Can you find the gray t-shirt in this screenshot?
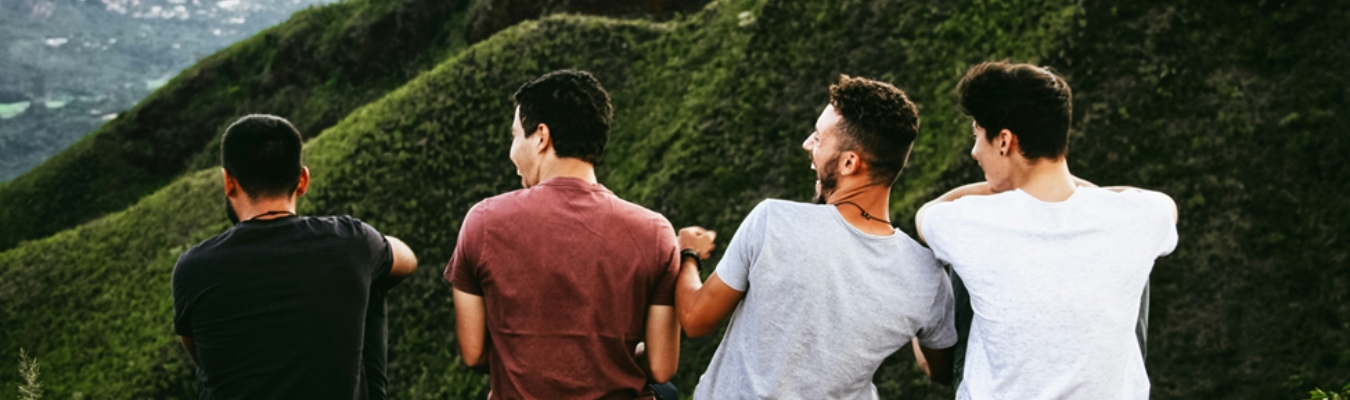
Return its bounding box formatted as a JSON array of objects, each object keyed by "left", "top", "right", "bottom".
[{"left": 694, "top": 200, "right": 957, "bottom": 400}]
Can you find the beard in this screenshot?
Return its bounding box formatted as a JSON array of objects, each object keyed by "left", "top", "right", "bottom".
[
  {"left": 225, "top": 197, "right": 240, "bottom": 225},
  {"left": 812, "top": 153, "right": 841, "bottom": 204}
]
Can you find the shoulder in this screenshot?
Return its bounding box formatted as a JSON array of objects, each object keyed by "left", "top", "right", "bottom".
[
  {"left": 173, "top": 230, "right": 232, "bottom": 281},
  {"left": 598, "top": 193, "right": 675, "bottom": 235},
  {"left": 463, "top": 189, "right": 529, "bottom": 223},
  {"left": 306, "top": 215, "right": 377, "bottom": 237},
  {"left": 749, "top": 198, "right": 822, "bottom": 220},
  {"left": 176, "top": 228, "right": 233, "bottom": 266},
  {"left": 922, "top": 191, "right": 1006, "bottom": 224},
  {"left": 1089, "top": 187, "right": 1177, "bottom": 222}
]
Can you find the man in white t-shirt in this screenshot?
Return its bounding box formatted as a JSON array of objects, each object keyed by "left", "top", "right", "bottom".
[{"left": 916, "top": 61, "right": 1178, "bottom": 400}]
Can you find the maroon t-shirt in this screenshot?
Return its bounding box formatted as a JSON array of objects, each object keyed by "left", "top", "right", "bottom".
[{"left": 446, "top": 177, "right": 680, "bottom": 399}]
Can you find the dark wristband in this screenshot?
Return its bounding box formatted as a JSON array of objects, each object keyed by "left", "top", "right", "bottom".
[{"left": 680, "top": 249, "right": 702, "bottom": 272}]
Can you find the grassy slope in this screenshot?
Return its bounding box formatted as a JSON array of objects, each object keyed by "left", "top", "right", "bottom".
[
  {"left": 0, "top": 0, "right": 472, "bottom": 252},
  {"left": 7, "top": 0, "right": 1347, "bottom": 399},
  {"left": 0, "top": 0, "right": 1078, "bottom": 397}
]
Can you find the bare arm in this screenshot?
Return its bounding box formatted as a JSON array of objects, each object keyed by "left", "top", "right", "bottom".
[
  {"left": 378, "top": 236, "right": 418, "bottom": 286},
  {"left": 674, "top": 227, "right": 746, "bottom": 338},
  {"left": 452, "top": 288, "right": 489, "bottom": 372},
  {"left": 180, "top": 336, "right": 201, "bottom": 367},
  {"left": 642, "top": 305, "right": 680, "bottom": 382}
]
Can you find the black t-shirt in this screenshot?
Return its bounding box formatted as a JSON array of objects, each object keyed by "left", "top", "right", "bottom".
[{"left": 172, "top": 215, "right": 393, "bottom": 400}]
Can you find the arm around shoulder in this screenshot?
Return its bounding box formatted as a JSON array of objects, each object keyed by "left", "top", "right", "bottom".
[{"left": 917, "top": 182, "right": 991, "bottom": 243}]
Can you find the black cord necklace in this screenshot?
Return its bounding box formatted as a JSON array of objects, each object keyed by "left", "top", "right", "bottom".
[
  {"left": 244, "top": 210, "right": 296, "bottom": 223},
  {"left": 831, "top": 201, "right": 892, "bottom": 226}
]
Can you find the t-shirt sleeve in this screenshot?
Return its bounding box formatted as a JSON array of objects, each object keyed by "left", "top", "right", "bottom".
[
  {"left": 713, "top": 200, "right": 772, "bottom": 292},
  {"left": 649, "top": 221, "right": 680, "bottom": 306},
  {"left": 1143, "top": 191, "right": 1179, "bottom": 257},
  {"left": 919, "top": 202, "right": 955, "bottom": 264},
  {"left": 171, "top": 251, "right": 197, "bottom": 336},
  {"left": 446, "top": 203, "right": 486, "bottom": 296},
  {"left": 354, "top": 218, "right": 395, "bottom": 283},
  {"left": 916, "top": 263, "right": 959, "bottom": 349}
]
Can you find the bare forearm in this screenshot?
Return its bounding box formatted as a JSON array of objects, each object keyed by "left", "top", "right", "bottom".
[{"left": 674, "top": 258, "right": 707, "bottom": 334}]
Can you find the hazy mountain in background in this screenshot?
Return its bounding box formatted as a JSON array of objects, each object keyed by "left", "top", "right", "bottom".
[{"left": 0, "top": 0, "right": 336, "bottom": 182}]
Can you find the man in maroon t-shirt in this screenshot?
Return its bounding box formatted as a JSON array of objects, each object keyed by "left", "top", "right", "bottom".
[{"left": 446, "top": 70, "right": 681, "bottom": 399}]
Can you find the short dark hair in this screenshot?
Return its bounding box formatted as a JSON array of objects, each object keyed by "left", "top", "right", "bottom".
[
  {"left": 828, "top": 75, "right": 921, "bottom": 185},
  {"left": 956, "top": 60, "right": 1073, "bottom": 160},
  {"left": 513, "top": 70, "right": 613, "bottom": 165},
  {"left": 220, "top": 114, "right": 304, "bottom": 199}
]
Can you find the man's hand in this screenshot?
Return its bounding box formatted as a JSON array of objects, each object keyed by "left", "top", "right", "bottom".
[{"left": 678, "top": 227, "right": 716, "bottom": 259}]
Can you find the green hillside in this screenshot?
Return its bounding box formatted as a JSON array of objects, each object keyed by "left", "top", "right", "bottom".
[
  {"left": 3, "top": 0, "right": 1347, "bottom": 398},
  {"left": 0, "top": 0, "right": 473, "bottom": 252}
]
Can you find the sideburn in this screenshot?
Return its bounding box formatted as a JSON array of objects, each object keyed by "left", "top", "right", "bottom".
[{"left": 813, "top": 153, "right": 842, "bottom": 204}]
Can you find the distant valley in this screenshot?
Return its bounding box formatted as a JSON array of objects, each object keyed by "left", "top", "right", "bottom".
[{"left": 0, "top": 0, "right": 334, "bottom": 182}]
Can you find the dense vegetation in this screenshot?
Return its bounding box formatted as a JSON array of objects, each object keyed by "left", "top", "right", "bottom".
[{"left": 2, "top": 0, "right": 1346, "bottom": 398}]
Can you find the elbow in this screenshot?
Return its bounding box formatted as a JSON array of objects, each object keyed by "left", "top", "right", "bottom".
[
  {"left": 681, "top": 318, "right": 716, "bottom": 338},
  {"left": 461, "top": 355, "right": 485, "bottom": 370},
  {"left": 649, "top": 362, "right": 677, "bottom": 384},
  {"left": 459, "top": 347, "right": 485, "bottom": 369}
]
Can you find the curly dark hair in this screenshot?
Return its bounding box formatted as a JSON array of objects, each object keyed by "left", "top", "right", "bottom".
[
  {"left": 828, "top": 75, "right": 921, "bottom": 185},
  {"left": 956, "top": 60, "right": 1073, "bottom": 160},
  {"left": 513, "top": 69, "right": 613, "bottom": 165}
]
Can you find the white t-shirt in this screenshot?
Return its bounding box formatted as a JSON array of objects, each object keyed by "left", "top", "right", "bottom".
[{"left": 921, "top": 187, "right": 1177, "bottom": 400}]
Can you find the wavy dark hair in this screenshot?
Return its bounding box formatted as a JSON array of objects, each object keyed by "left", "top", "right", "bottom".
[
  {"left": 513, "top": 69, "right": 613, "bottom": 165},
  {"left": 828, "top": 75, "right": 921, "bottom": 185},
  {"left": 957, "top": 60, "right": 1073, "bottom": 160}
]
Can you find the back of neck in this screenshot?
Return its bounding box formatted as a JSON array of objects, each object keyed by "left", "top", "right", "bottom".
[
  {"left": 538, "top": 157, "right": 598, "bottom": 185},
  {"left": 1013, "top": 158, "right": 1076, "bottom": 203},
  {"left": 828, "top": 184, "right": 894, "bottom": 236}
]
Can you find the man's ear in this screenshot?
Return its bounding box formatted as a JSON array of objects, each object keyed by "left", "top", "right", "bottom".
[
  {"left": 997, "top": 129, "right": 1016, "bottom": 157},
  {"left": 294, "top": 167, "right": 310, "bottom": 197},
  {"left": 222, "top": 168, "right": 239, "bottom": 197},
  {"left": 840, "top": 151, "right": 861, "bottom": 176},
  {"left": 534, "top": 123, "right": 553, "bottom": 155}
]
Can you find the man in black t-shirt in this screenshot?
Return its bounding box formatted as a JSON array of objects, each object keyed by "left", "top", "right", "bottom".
[{"left": 172, "top": 114, "right": 418, "bottom": 399}]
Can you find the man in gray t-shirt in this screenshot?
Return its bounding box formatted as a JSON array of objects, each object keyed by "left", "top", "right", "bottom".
[{"left": 676, "top": 76, "right": 957, "bottom": 399}]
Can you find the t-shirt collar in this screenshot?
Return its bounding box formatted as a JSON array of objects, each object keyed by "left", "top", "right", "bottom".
[{"left": 536, "top": 176, "right": 609, "bottom": 192}]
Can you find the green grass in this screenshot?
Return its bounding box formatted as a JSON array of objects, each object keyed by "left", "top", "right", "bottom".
[{"left": 3, "top": 0, "right": 1348, "bottom": 398}]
